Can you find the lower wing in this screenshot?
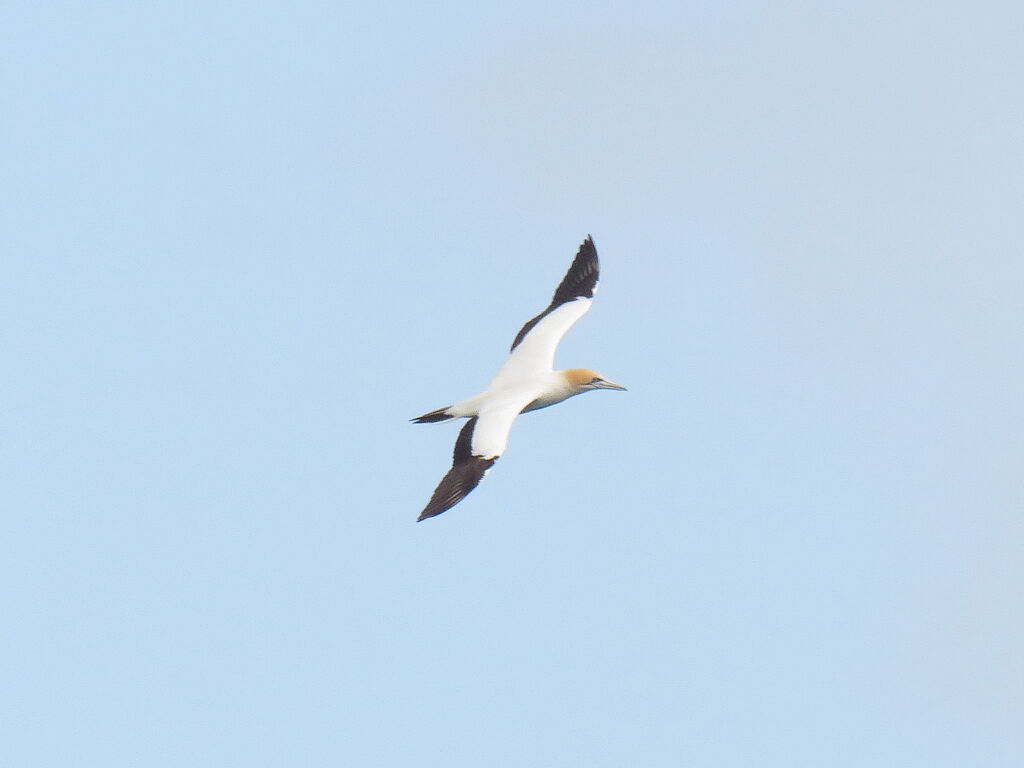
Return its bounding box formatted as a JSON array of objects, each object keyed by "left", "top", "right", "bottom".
[{"left": 417, "top": 400, "right": 525, "bottom": 521}]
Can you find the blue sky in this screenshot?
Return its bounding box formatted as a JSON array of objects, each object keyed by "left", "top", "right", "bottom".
[{"left": 3, "top": 2, "right": 1022, "bottom": 766}]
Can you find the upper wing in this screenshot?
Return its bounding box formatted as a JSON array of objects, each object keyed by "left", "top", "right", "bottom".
[
  {"left": 416, "top": 399, "right": 527, "bottom": 521},
  {"left": 493, "top": 236, "right": 599, "bottom": 382}
]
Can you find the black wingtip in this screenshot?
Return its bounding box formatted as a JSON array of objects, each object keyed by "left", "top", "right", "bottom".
[
  {"left": 554, "top": 235, "right": 599, "bottom": 303},
  {"left": 417, "top": 425, "right": 498, "bottom": 521},
  {"left": 508, "top": 236, "right": 601, "bottom": 352},
  {"left": 416, "top": 456, "right": 497, "bottom": 521},
  {"left": 416, "top": 419, "right": 496, "bottom": 521}
]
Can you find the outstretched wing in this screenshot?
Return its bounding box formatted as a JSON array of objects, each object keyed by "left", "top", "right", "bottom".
[
  {"left": 494, "top": 236, "right": 599, "bottom": 383},
  {"left": 417, "top": 399, "right": 525, "bottom": 521},
  {"left": 417, "top": 418, "right": 495, "bottom": 521}
]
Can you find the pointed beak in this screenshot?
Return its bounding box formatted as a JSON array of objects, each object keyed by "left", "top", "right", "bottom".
[{"left": 595, "top": 378, "right": 627, "bottom": 391}]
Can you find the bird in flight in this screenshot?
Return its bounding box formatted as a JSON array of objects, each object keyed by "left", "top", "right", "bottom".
[{"left": 412, "top": 235, "right": 625, "bottom": 521}]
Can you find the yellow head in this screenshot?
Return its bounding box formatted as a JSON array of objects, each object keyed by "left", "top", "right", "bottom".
[{"left": 563, "top": 368, "right": 627, "bottom": 392}]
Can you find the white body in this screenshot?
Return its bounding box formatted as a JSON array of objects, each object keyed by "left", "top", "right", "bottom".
[{"left": 441, "top": 298, "right": 594, "bottom": 459}]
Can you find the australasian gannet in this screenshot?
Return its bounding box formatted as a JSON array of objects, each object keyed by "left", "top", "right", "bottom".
[{"left": 412, "top": 235, "right": 625, "bottom": 521}]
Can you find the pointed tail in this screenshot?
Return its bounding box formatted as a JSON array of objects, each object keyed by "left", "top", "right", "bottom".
[{"left": 410, "top": 406, "right": 455, "bottom": 424}]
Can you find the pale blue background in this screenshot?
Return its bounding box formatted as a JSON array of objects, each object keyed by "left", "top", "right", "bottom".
[{"left": 3, "top": 2, "right": 1022, "bottom": 766}]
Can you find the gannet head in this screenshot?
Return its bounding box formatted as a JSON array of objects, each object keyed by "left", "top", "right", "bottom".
[{"left": 563, "top": 368, "right": 628, "bottom": 394}]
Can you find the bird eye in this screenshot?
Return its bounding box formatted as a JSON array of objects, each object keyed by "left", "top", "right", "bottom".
[{"left": 590, "top": 377, "right": 602, "bottom": 384}]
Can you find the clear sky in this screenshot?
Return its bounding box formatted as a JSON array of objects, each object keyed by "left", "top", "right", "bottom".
[{"left": 3, "top": 2, "right": 1022, "bottom": 766}]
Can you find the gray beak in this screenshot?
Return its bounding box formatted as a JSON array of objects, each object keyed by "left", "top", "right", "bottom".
[{"left": 595, "top": 378, "right": 627, "bottom": 391}]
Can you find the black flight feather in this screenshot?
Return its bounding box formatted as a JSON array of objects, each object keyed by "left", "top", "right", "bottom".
[
  {"left": 417, "top": 417, "right": 497, "bottom": 521},
  {"left": 510, "top": 235, "right": 599, "bottom": 352}
]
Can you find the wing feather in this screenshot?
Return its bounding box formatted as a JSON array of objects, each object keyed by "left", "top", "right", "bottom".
[
  {"left": 510, "top": 235, "right": 599, "bottom": 352},
  {"left": 418, "top": 418, "right": 496, "bottom": 521},
  {"left": 494, "top": 236, "right": 599, "bottom": 382}
]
